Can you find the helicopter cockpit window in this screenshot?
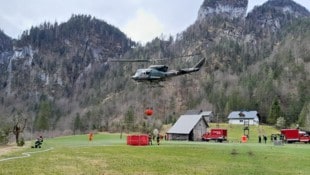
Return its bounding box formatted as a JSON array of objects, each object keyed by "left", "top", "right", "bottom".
[{"left": 133, "top": 69, "right": 143, "bottom": 77}]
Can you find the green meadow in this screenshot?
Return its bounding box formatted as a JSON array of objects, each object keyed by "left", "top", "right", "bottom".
[{"left": 1, "top": 124, "right": 309, "bottom": 175}]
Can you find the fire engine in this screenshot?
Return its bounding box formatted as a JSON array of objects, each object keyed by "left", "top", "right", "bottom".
[
  {"left": 281, "top": 129, "right": 310, "bottom": 143},
  {"left": 202, "top": 128, "right": 227, "bottom": 142}
]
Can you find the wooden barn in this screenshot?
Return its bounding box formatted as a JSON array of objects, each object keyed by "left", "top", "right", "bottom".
[{"left": 166, "top": 111, "right": 211, "bottom": 141}]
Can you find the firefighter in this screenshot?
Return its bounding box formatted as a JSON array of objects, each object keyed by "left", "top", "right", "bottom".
[
  {"left": 31, "top": 137, "right": 43, "bottom": 148},
  {"left": 263, "top": 135, "right": 267, "bottom": 143},
  {"left": 88, "top": 132, "right": 94, "bottom": 141},
  {"left": 156, "top": 134, "right": 160, "bottom": 145},
  {"left": 148, "top": 133, "right": 152, "bottom": 145},
  {"left": 38, "top": 135, "right": 43, "bottom": 143}
]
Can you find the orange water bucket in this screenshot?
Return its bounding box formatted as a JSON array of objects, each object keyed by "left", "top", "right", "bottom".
[{"left": 241, "top": 135, "right": 247, "bottom": 143}]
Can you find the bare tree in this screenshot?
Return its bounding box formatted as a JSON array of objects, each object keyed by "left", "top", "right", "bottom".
[{"left": 12, "top": 112, "right": 27, "bottom": 146}]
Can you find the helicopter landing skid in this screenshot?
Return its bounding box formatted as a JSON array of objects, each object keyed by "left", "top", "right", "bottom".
[
  {"left": 149, "top": 83, "right": 164, "bottom": 88},
  {"left": 138, "top": 81, "right": 164, "bottom": 88}
]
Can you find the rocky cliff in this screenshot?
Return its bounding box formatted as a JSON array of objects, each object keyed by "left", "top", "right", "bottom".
[{"left": 197, "top": 0, "right": 248, "bottom": 21}]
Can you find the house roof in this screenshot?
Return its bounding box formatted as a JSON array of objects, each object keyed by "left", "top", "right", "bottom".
[
  {"left": 184, "top": 110, "right": 213, "bottom": 116},
  {"left": 227, "top": 111, "right": 259, "bottom": 120},
  {"left": 184, "top": 110, "right": 202, "bottom": 115},
  {"left": 200, "top": 111, "right": 213, "bottom": 116},
  {"left": 167, "top": 115, "right": 203, "bottom": 134}
]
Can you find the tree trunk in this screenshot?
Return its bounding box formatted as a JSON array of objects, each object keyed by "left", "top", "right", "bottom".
[{"left": 13, "top": 125, "right": 21, "bottom": 144}]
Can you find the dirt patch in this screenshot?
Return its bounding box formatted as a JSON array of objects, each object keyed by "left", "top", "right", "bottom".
[
  {"left": 0, "top": 142, "right": 30, "bottom": 156},
  {"left": 0, "top": 145, "right": 18, "bottom": 156}
]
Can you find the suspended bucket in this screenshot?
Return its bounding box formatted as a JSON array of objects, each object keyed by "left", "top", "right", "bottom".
[{"left": 144, "top": 108, "right": 153, "bottom": 116}]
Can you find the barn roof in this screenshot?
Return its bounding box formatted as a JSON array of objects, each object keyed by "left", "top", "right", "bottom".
[
  {"left": 227, "top": 111, "right": 259, "bottom": 120},
  {"left": 184, "top": 110, "right": 202, "bottom": 115},
  {"left": 167, "top": 115, "right": 204, "bottom": 134},
  {"left": 200, "top": 111, "right": 213, "bottom": 116},
  {"left": 184, "top": 110, "right": 213, "bottom": 116}
]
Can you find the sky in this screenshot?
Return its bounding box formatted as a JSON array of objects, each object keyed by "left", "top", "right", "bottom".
[{"left": 0, "top": 0, "right": 309, "bottom": 44}]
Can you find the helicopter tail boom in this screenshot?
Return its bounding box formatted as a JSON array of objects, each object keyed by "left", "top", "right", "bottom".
[
  {"left": 177, "top": 58, "right": 205, "bottom": 74},
  {"left": 193, "top": 58, "right": 206, "bottom": 69}
]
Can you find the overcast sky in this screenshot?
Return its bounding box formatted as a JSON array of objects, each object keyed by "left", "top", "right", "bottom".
[{"left": 0, "top": 0, "right": 309, "bottom": 44}]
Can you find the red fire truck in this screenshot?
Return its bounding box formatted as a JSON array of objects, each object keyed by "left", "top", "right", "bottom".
[
  {"left": 281, "top": 129, "right": 310, "bottom": 143},
  {"left": 202, "top": 128, "right": 227, "bottom": 142}
]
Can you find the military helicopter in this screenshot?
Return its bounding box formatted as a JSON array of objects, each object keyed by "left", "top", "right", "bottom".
[
  {"left": 130, "top": 57, "right": 205, "bottom": 83},
  {"left": 109, "top": 53, "right": 205, "bottom": 84}
]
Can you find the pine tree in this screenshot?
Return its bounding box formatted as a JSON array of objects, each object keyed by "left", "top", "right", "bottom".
[
  {"left": 268, "top": 98, "right": 282, "bottom": 124},
  {"left": 298, "top": 102, "right": 310, "bottom": 130},
  {"left": 124, "top": 106, "right": 135, "bottom": 132},
  {"left": 73, "top": 113, "right": 82, "bottom": 134},
  {"left": 35, "top": 100, "right": 51, "bottom": 131}
]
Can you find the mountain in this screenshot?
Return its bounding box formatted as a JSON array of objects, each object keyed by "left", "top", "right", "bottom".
[
  {"left": 0, "top": 15, "right": 135, "bottom": 132},
  {"left": 6, "top": 14, "right": 135, "bottom": 98},
  {"left": 246, "top": 0, "right": 310, "bottom": 37},
  {"left": 0, "top": 0, "right": 309, "bottom": 137},
  {"left": 198, "top": 0, "right": 248, "bottom": 21}
]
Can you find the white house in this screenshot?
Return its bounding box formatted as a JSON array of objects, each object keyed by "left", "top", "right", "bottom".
[{"left": 228, "top": 111, "right": 259, "bottom": 125}]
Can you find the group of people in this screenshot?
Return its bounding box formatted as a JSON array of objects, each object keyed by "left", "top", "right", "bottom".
[
  {"left": 270, "top": 134, "right": 284, "bottom": 141},
  {"left": 32, "top": 136, "right": 44, "bottom": 148},
  {"left": 148, "top": 133, "right": 161, "bottom": 145},
  {"left": 258, "top": 135, "right": 268, "bottom": 143}
]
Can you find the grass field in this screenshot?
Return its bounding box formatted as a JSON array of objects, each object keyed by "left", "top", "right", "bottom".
[{"left": 0, "top": 124, "right": 309, "bottom": 175}]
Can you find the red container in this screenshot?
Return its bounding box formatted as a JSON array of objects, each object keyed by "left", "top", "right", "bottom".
[
  {"left": 241, "top": 135, "right": 248, "bottom": 143},
  {"left": 127, "top": 134, "right": 149, "bottom": 146},
  {"left": 144, "top": 109, "right": 153, "bottom": 116}
]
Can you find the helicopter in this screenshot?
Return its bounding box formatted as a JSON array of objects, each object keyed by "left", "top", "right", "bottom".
[{"left": 130, "top": 57, "right": 206, "bottom": 83}]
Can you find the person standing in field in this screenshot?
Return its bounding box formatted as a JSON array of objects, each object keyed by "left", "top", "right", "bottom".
[
  {"left": 263, "top": 135, "right": 267, "bottom": 143},
  {"left": 156, "top": 134, "right": 160, "bottom": 145},
  {"left": 148, "top": 133, "right": 152, "bottom": 145},
  {"left": 89, "top": 132, "right": 94, "bottom": 141}
]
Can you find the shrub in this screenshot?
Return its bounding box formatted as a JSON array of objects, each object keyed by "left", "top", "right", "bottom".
[
  {"left": 17, "top": 137, "right": 25, "bottom": 147},
  {"left": 0, "top": 128, "right": 10, "bottom": 145}
]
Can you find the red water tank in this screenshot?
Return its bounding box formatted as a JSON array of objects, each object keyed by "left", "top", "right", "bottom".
[{"left": 127, "top": 134, "right": 149, "bottom": 146}]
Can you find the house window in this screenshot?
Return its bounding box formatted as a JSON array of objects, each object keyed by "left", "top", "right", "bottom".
[{"left": 240, "top": 120, "right": 243, "bottom": 123}]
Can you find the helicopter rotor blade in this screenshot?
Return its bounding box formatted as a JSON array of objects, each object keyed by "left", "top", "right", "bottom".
[
  {"left": 108, "top": 53, "right": 201, "bottom": 63},
  {"left": 108, "top": 58, "right": 165, "bottom": 63},
  {"left": 108, "top": 59, "right": 150, "bottom": 62}
]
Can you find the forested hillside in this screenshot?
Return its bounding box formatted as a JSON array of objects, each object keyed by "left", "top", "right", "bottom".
[
  {"left": 0, "top": 31, "right": 12, "bottom": 52},
  {"left": 0, "top": 0, "right": 309, "bottom": 144}
]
